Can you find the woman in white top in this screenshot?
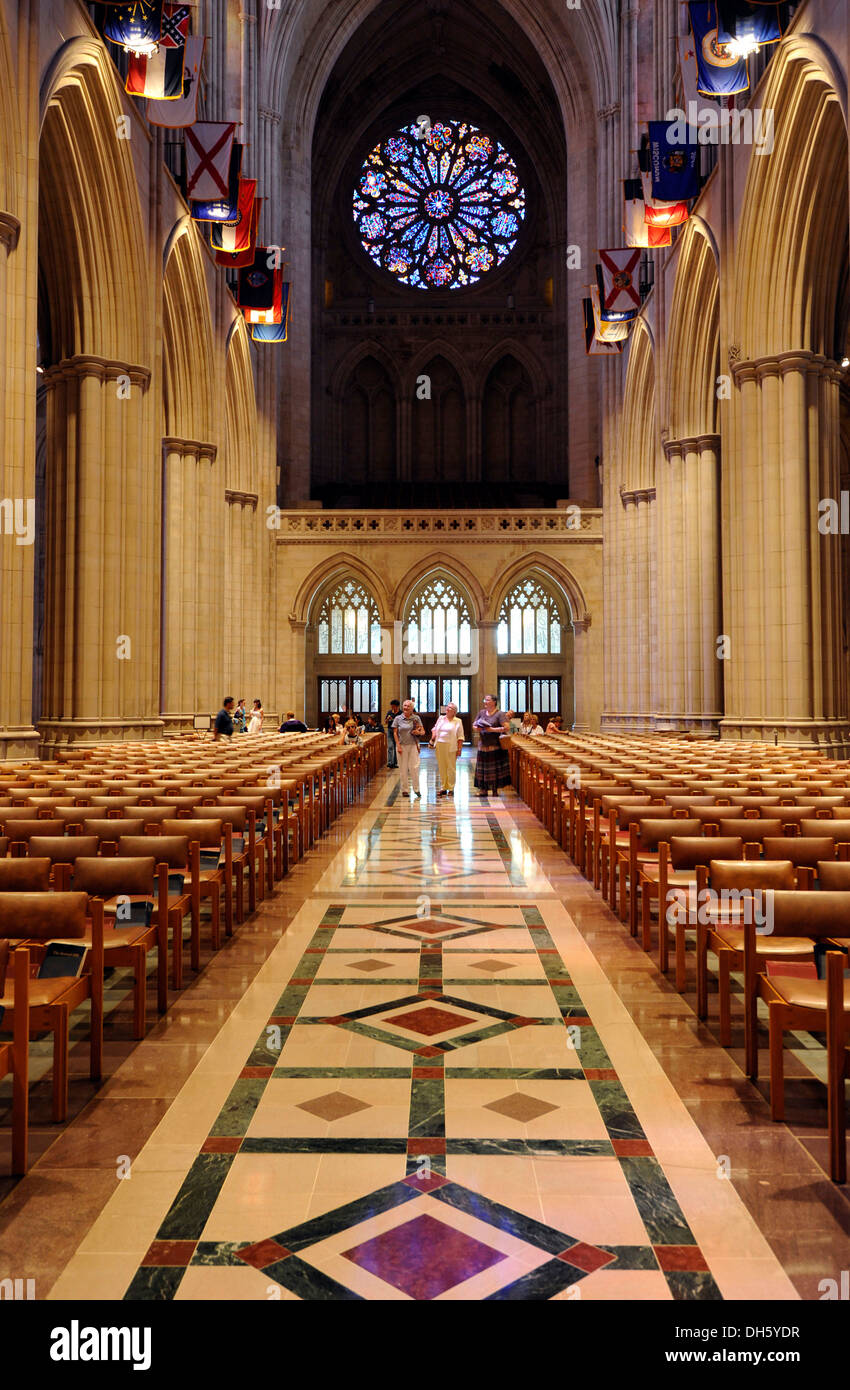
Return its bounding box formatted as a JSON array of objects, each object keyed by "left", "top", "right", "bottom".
[
  {"left": 247, "top": 699, "right": 264, "bottom": 735},
  {"left": 429, "top": 702, "right": 465, "bottom": 796}
]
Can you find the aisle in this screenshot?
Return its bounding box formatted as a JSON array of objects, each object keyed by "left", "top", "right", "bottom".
[{"left": 49, "top": 752, "right": 796, "bottom": 1301}]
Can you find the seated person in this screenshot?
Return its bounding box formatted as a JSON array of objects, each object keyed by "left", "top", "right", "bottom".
[
  {"left": 342, "top": 718, "right": 362, "bottom": 746},
  {"left": 519, "top": 710, "right": 536, "bottom": 735},
  {"left": 362, "top": 713, "right": 382, "bottom": 735},
  {"left": 505, "top": 709, "right": 522, "bottom": 733},
  {"left": 279, "top": 710, "right": 308, "bottom": 733},
  {"left": 544, "top": 715, "right": 563, "bottom": 734}
]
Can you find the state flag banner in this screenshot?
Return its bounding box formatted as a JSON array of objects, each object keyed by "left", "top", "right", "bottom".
[
  {"left": 211, "top": 179, "right": 257, "bottom": 251},
  {"left": 251, "top": 286, "right": 291, "bottom": 343},
  {"left": 126, "top": 43, "right": 184, "bottom": 99},
  {"left": 677, "top": 35, "right": 701, "bottom": 112},
  {"left": 185, "top": 121, "right": 236, "bottom": 201},
  {"left": 190, "top": 142, "right": 243, "bottom": 222},
  {"left": 147, "top": 35, "right": 204, "bottom": 128},
  {"left": 640, "top": 170, "right": 689, "bottom": 228},
  {"left": 238, "top": 250, "right": 280, "bottom": 313},
  {"left": 687, "top": 2, "right": 749, "bottom": 96},
  {"left": 716, "top": 0, "right": 783, "bottom": 47},
  {"left": 101, "top": 2, "right": 162, "bottom": 50},
  {"left": 215, "top": 197, "right": 261, "bottom": 268},
  {"left": 245, "top": 270, "right": 284, "bottom": 324},
  {"left": 623, "top": 179, "right": 672, "bottom": 248},
  {"left": 594, "top": 265, "right": 638, "bottom": 322},
  {"left": 160, "top": 2, "right": 191, "bottom": 47},
  {"left": 583, "top": 298, "right": 623, "bottom": 356},
  {"left": 648, "top": 121, "right": 700, "bottom": 203},
  {"left": 597, "top": 249, "right": 641, "bottom": 314},
  {"left": 590, "top": 285, "right": 630, "bottom": 342}
]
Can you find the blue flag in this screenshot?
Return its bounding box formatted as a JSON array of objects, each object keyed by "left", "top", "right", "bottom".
[
  {"left": 687, "top": 2, "right": 749, "bottom": 95},
  {"left": 251, "top": 287, "right": 291, "bottom": 342},
  {"left": 101, "top": 2, "right": 163, "bottom": 50},
  {"left": 717, "top": 2, "right": 783, "bottom": 48},
  {"left": 648, "top": 122, "right": 700, "bottom": 202}
]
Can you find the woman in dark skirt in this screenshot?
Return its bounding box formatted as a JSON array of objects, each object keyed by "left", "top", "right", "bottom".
[{"left": 472, "top": 694, "right": 511, "bottom": 797}]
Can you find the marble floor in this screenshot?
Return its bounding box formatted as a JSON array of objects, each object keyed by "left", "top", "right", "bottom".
[{"left": 1, "top": 752, "right": 848, "bottom": 1301}]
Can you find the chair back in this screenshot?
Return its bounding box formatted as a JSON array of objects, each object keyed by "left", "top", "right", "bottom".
[
  {"left": 634, "top": 818, "right": 701, "bottom": 852},
  {"left": 73, "top": 856, "right": 155, "bottom": 897},
  {"left": 669, "top": 836, "right": 743, "bottom": 870},
  {"left": 713, "top": 818, "right": 783, "bottom": 844},
  {"left": 161, "top": 818, "right": 223, "bottom": 847},
  {"left": 769, "top": 890, "right": 850, "bottom": 937},
  {"left": 0, "top": 891, "right": 88, "bottom": 940},
  {"left": 815, "top": 861, "right": 850, "bottom": 891},
  {"left": 707, "top": 859, "right": 796, "bottom": 891},
  {"left": 0, "top": 858, "right": 51, "bottom": 891},
  {"left": 763, "top": 836, "right": 835, "bottom": 867},
  {"left": 3, "top": 819, "right": 65, "bottom": 842},
  {"left": 117, "top": 834, "right": 190, "bottom": 867},
  {"left": 82, "top": 818, "right": 146, "bottom": 840}
]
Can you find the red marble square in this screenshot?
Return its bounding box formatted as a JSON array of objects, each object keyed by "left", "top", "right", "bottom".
[
  {"left": 289, "top": 978, "right": 312, "bottom": 985},
  {"left": 412, "top": 1066, "right": 443, "bottom": 1079},
  {"left": 269, "top": 1015, "right": 295, "bottom": 1025},
  {"left": 550, "top": 977, "right": 573, "bottom": 986},
  {"left": 240, "top": 1066, "right": 273, "bottom": 1079},
  {"left": 236, "top": 1239, "right": 292, "bottom": 1269},
  {"left": 384, "top": 1005, "right": 472, "bottom": 1036},
  {"left": 407, "top": 1138, "right": 446, "bottom": 1155},
  {"left": 584, "top": 1069, "right": 618, "bottom": 1081},
  {"left": 557, "top": 1241, "right": 616, "bottom": 1273},
  {"left": 565, "top": 1015, "right": 592, "bottom": 1026},
  {"left": 612, "top": 1139, "right": 654, "bottom": 1157},
  {"left": 142, "top": 1240, "right": 197, "bottom": 1266},
  {"left": 654, "top": 1245, "right": 710, "bottom": 1272},
  {"left": 342, "top": 1212, "right": 506, "bottom": 1299},
  {"left": 414, "top": 1045, "right": 445, "bottom": 1058},
  {"left": 201, "top": 1136, "right": 242, "bottom": 1153},
  {"left": 403, "top": 1172, "right": 450, "bottom": 1193}
]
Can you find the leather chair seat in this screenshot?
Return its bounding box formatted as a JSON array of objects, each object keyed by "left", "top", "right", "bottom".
[{"left": 766, "top": 976, "right": 850, "bottom": 1010}]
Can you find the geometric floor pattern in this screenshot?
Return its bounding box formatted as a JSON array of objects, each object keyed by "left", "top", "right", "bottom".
[{"left": 45, "top": 759, "right": 799, "bottom": 1301}]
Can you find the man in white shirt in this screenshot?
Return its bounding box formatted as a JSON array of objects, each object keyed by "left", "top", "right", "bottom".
[{"left": 429, "top": 703, "right": 465, "bottom": 796}]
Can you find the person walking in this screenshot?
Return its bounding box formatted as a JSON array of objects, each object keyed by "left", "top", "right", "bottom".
[
  {"left": 429, "top": 702, "right": 465, "bottom": 796},
  {"left": 392, "top": 698, "right": 426, "bottom": 798},
  {"left": 472, "top": 693, "right": 511, "bottom": 797},
  {"left": 247, "top": 699, "right": 264, "bottom": 735},
  {"left": 384, "top": 699, "right": 400, "bottom": 768},
  {"left": 214, "top": 697, "right": 235, "bottom": 741}
]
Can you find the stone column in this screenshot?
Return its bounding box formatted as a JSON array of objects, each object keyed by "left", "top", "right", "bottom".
[
  {"left": 379, "top": 618, "right": 401, "bottom": 712},
  {"left": 160, "top": 437, "right": 218, "bottom": 732},
  {"left": 39, "top": 356, "right": 162, "bottom": 752},
  {"left": 571, "top": 616, "right": 592, "bottom": 732},
  {"left": 476, "top": 621, "right": 500, "bottom": 725},
  {"left": 287, "top": 617, "right": 308, "bottom": 720},
  {"left": 0, "top": 211, "right": 38, "bottom": 759},
  {"left": 720, "top": 352, "right": 850, "bottom": 752}
]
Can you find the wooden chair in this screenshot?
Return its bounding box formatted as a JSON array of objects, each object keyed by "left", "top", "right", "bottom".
[
  {"left": 0, "top": 892, "right": 104, "bottom": 1122},
  {"left": 694, "top": 860, "right": 808, "bottom": 1047},
  {"left": 748, "top": 891, "right": 850, "bottom": 1089},
  {"left": 712, "top": 818, "right": 784, "bottom": 857},
  {"left": 2, "top": 819, "right": 65, "bottom": 855},
  {"left": 71, "top": 857, "right": 168, "bottom": 1038},
  {"left": 654, "top": 835, "right": 744, "bottom": 987},
  {"left": 81, "top": 818, "right": 146, "bottom": 853},
  {"left": 0, "top": 858, "right": 51, "bottom": 892},
  {"left": 0, "top": 943, "right": 30, "bottom": 1173},
  {"left": 621, "top": 817, "right": 702, "bottom": 937},
  {"left": 189, "top": 805, "right": 251, "bottom": 931},
  {"left": 161, "top": 818, "right": 226, "bottom": 969},
  {"left": 763, "top": 835, "right": 837, "bottom": 887},
  {"left": 29, "top": 836, "right": 100, "bottom": 887},
  {"left": 117, "top": 834, "right": 195, "bottom": 988},
  {"left": 827, "top": 950, "right": 849, "bottom": 1183}
]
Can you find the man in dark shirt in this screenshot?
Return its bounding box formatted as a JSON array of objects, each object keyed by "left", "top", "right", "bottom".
[
  {"left": 363, "top": 713, "right": 381, "bottom": 735},
  {"left": 214, "top": 697, "right": 235, "bottom": 740},
  {"left": 384, "top": 699, "right": 400, "bottom": 767},
  {"left": 279, "top": 710, "right": 308, "bottom": 733}
]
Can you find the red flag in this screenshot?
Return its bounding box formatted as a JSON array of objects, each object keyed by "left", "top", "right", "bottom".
[
  {"left": 244, "top": 270, "right": 284, "bottom": 324},
  {"left": 211, "top": 179, "right": 257, "bottom": 253},
  {"left": 215, "top": 198, "right": 261, "bottom": 268}
]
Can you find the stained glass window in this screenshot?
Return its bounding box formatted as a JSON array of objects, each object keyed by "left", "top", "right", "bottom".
[
  {"left": 353, "top": 119, "right": 526, "bottom": 291},
  {"left": 498, "top": 577, "right": 562, "bottom": 655},
  {"left": 317, "top": 578, "right": 381, "bottom": 656},
  {"left": 406, "top": 576, "right": 472, "bottom": 658}
]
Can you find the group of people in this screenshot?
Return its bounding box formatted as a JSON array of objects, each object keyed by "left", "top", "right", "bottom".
[
  {"left": 213, "top": 697, "right": 266, "bottom": 739},
  {"left": 381, "top": 693, "right": 515, "bottom": 799},
  {"left": 505, "top": 710, "right": 563, "bottom": 737}
]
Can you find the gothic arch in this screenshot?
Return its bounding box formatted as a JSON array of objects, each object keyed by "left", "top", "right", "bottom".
[
  {"left": 477, "top": 338, "right": 547, "bottom": 400},
  {"left": 664, "top": 222, "right": 720, "bottom": 440},
  {"left": 294, "top": 553, "right": 391, "bottom": 625},
  {"left": 733, "top": 43, "right": 848, "bottom": 359},
  {"left": 620, "top": 320, "right": 658, "bottom": 492},
  {"left": 405, "top": 339, "right": 476, "bottom": 402},
  {"left": 224, "top": 318, "right": 259, "bottom": 494},
  {"left": 162, "top": 224, "right": 216, "bottom": 443},
  {"left": 329, "top": 338, "right": 405, "bottom": 399},
  {"left": 487, "top": 552, "right": 588, "bottom": 625},
  {"left": 394, "top": 554, "right": 484, "bottom": 625}
]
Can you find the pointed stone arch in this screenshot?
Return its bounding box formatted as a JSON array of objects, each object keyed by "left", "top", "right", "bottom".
[
  {"left": 294, "top": 552, "right": 391, "bottom": 625},
  {"left": 162, "top": 221, "right": 216, "bottom": 443},
  {"left": 486, "top": 551, "right": 588, "bottom": 624},
  {"left": 664, "top": 221, "right": 720, "bottom": 440},
  {"left": 224, "top": 317, "right": 259, "bottom": 495},
  {"left": 393, "top": 553, "right": 485, "bottom": 624}
]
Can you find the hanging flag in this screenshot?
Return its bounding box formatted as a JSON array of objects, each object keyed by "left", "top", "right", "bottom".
[
  {"left": 640, "top": 170, "right": 689, "bottom": 228},
  {"left": 244, "top": 270, "right": 284, "bottom": 325},
  {"left": 716, "top": 1, "right": 783, "bottom": 48},
  {"left": 687, "top": 2, "right": 749, "bottom": 95},
  {"left": 648, "top": 121, "right": 700, "bottom": 202},
  {"left": 582, "top": 298, "right": 623, "bottom": 356},
  {"left": 215, "top": 196, "right": 261, "bottom": 268},
  {"left": 125, "top": 43, "right": 184, "bottom": 99},
  {"left": 677, "top": 34, "right": 701, "bottom": 112},
  {"left": 623, "top": 179, "right": 672, "bottom": 248},
  {"left": 211, "top": 179, "right": 257, "bottom": 251},
  {"left": 147, "top": 35, "right": 204, "bottom": 127},
  {"left": 159, "top": 2, "right": 191, "bottom": 47},
  {"left": 594, "top": 266, "right": 638, "bottom": 322},
  {"left": 101, "top": 2, "right": 162, "bottom": 52},
  {"left": 590, "top": 286, "right": 630, "bottom": 342},
  {"left": 597, "top": 249, "right": 641, "bottom": 314},
  {"left": 238, "top": 249, "right": 280, "bottom": 313},
  {"left": 251, "top": 286, "right": 291, "bottom": 342},
  {"left": 185, "top": 122, "right": 236, "bottom": 201},
  {"left": 190, "top": 142, "right": 243, "bottom": 221}
]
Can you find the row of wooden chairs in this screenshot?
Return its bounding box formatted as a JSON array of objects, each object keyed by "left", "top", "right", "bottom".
[
  {"left": 509, "top": 734, "right": 850, "bottom": 1183},
  {"left": 0, "top": 731, "right": 383, "bottom": 1172}
]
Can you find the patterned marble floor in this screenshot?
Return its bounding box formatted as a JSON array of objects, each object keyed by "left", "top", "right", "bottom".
[{"left": 46, "top": 755, "right": 799, "bottom": 1302}]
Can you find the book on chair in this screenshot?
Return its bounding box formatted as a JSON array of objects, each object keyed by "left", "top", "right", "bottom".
[{"left": 37, "top": 943, "right": 87, "bottom": 979}]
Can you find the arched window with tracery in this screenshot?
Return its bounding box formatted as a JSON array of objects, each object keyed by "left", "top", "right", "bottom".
[
  {"left": 316, "top": 577, "right": 382, "bottom": 657},
  {"left": 498, "top": 575, "right": 561, "bottom": 655},
  {"left": 405, "top": 574, "right": 472, "bottom": 658}
]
